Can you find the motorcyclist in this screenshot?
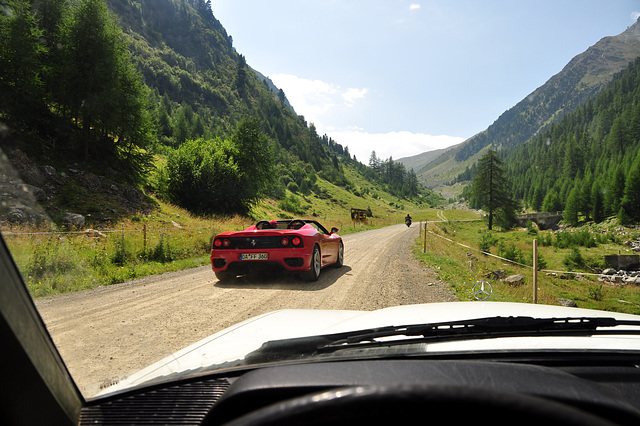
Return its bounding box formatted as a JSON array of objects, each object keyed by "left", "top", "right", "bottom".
[{"left": 405, "top": 213, "right": 412, "bottom": 226}]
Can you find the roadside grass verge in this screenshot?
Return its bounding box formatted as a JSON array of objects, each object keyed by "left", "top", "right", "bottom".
[
  {"left": 3, "top": 184, "right": 445, "bottom": 298},
  {"left": 414, "top": 217, "right": 640, "bottom": 315},
  {"left": 3, "top": 202, "right": 244, "bottom": 298}
]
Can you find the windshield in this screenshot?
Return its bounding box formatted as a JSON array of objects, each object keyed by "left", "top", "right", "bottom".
[{"left": 2, "top": 0, "right": 640, "bottom": 399}]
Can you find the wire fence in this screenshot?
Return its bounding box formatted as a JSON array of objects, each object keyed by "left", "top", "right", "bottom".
[{"left": 423, "top": 225, "right": 609, "bottom": 278}]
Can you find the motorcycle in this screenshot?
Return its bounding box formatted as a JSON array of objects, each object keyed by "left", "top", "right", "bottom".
[{"left": 405, "top": 218, "right": 411, "bottom": 227}]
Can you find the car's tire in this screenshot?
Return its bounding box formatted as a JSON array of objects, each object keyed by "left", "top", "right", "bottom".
[
  {"left": 215, "top": 271, "right": 235, "bottom": 282},
  {"left": 304, "top": 245, "right": 321, "bottom": 281},
  {"left": 334, "top": 242, "right": 344, "bottom": 268}
]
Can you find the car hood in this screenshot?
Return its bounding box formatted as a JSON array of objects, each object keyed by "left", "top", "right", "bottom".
[{"left": 97, "top": 301, "right": 640, "bottom": 397}]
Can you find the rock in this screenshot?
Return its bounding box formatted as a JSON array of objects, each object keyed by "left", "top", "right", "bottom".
[
  {"left": 79, "top": 172, "right": 101, "bottom": 191},
  {"left": 601, "top": 268, "right": 617, "bottom": 275},
  {"left": 558, "top": 298, "right": 577, "bottom": 307},
  {"left": 624, "top": 276, "right": 640, "bottom": 286},
  {"left": 63, "top": 212, "right": 85, "bottom": 229},
  {"left": 505, "top": 274, "right": 524, "bottom": 286},
  {"left": 40, "top": 165, "right": 60, "bottom": 182},
  {"left": 486, "top": 270, "right": 506, "bottom": 280}
]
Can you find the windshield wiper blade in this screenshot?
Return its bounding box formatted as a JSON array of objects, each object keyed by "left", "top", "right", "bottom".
[
  {"left": 322, "top": 316, "right": 640, "bottom": 351},
  {"left": 245, "top": 316, "right": 640, "bottom": 362}
]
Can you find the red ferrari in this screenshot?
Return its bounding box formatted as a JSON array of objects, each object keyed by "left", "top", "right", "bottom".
[{"left": 211, "top": 219, "right": 344, "bottom": 281}]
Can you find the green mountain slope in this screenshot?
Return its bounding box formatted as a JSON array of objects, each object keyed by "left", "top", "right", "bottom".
[
  {"left": 502, "top": 56, "right": 640, "bottom": 224},
  {"left": 404, "top": 18, "right": 640, "bottom": 188},
  {"left": 1, "top": 0, "right": 434, "bottom": 225}
]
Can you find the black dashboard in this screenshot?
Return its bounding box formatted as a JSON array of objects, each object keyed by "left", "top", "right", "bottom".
[{"left": 78, "top": 357, "right": 640, "bottom": 425}]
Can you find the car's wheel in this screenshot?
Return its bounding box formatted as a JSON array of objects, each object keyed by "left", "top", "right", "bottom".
[
  {"left": 304, "top": 245, "right": 321, "bottom": 281},
  {"left": 334, "top": 242, "right": 344, "bottom": 268},
  {"left": 215, "top": 271, "right": 235, "bottom": 282}
]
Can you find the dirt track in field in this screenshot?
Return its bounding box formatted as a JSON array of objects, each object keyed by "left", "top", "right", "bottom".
[{"left": 35, "top": 223, "right": 456, "bottom": 396}]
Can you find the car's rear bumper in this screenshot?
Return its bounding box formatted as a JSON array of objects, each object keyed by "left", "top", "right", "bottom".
[{"left": 211, "top": 249, "right": 313, "bottom": 273}]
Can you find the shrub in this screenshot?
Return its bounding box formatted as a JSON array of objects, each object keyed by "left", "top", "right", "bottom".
[
  {"left": 563, "top": 248, "right": 585, "bottom": 270},
  {"left": 479, "top": 231, "right": 498, "bottom": 253},
  {"left": 160, "top": 120, "right": 275, "bottom": 214},
  {"left": 148, "top": 234, "right": 175, "bottom": 263},
  {"left": 497, "top": 241, "right": 525, "bottom": 264},
  {"left": 278, "top": 195, "right": 305, "bottom": 215}
]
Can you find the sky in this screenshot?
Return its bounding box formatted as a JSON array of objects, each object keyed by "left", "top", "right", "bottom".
[{"left": 212, "top": 1, "right": 640, "bottom": 164}]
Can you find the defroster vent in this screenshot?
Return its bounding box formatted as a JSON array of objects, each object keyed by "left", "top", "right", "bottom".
[{"left": 80, "top": 378, "right": 230, "bottom": 425}]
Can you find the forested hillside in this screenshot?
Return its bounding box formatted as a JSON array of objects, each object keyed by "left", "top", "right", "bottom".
[
  {"left": 0, "top": 0, "right": 430, "bottom": 221},
  {"left": 408, "top": 18, "right": 640, "bottom": 187},
  {"left": 503, "top": 56, "right": 640, "bottom": 224}
]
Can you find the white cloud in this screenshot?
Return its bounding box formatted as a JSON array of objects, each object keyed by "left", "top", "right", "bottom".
[
  {"left": 632, "top": 11, "right": 640, "bottom": 22},
  {"left": 268, "top": 73, "right": 463, "bottom": 163},
  {"left": 409, "top": 4, "right": 421, "bottom": 11},
  {"left": 327, "top": 128, "right": 464, "bottom": 164},
  {"left": 342, "top": 88, "right": 369, "bottom": 107},
  {"left": 269, "top": 73, "right": 368, "bottom": 127}
]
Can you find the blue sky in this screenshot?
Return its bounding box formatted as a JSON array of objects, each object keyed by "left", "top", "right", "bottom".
[{"left": 212, "top": 1, "right": 640, "bottom": 163}]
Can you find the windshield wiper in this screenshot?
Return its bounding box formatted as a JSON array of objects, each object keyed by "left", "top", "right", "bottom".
[{"left": 245, "top": 316, "right": 640, "bottom": 363}]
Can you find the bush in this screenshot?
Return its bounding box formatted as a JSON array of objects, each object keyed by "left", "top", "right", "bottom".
[
  {"left": 148, "top": 234, "right": 175, "bottom": 263},
  {"left": 497, "top": 241, "right": 525, "bottom": 264},
  {"left": 478, "top": 231, "right": 498, "bottom": 253},
  {"left": 27, "top": 238, "right": 78, "bottom": 279},
  {"left": 160, "top": 119, "right": 275, "bottom": 215},
  {"left": 278, "top": 194, "right": 305, "bottom": 215},
  {"left": 563, "top": 248, "right": 585, "bottom": 270}
]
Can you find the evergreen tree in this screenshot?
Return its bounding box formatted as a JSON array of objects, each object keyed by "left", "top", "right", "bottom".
[
  {"left": 564, "top": 184, "right": 580, "bottom": 226},
  {"left": 620, "top": 153, "right": 640, "bottom": 222},
  {"left": 0, "top": 0, "right": 45, "bottom": 124},
  {"left": 62, "top": 0, "right": 153, "bottom": 164},
  {"left": 471, "top": 150, "right": 518, "bottom": 230},
  {"left": 591, "top": 181, "right": 605, "bottom": 223}
]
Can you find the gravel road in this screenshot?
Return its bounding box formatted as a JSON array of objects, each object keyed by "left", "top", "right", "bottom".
[{"left": 35, "top": 223, "right": 456, "bottom": 396}]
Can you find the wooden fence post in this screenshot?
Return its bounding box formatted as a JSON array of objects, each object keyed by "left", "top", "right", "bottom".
[
  {"left": 533, "top": 239, "right": 538, "bottom": 304},
  {"left": 423, "top": 221, "right": 427, "bottom": 253}
]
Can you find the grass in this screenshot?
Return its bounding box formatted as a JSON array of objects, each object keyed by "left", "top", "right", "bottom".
[
  {"left": 6, "top": 163, "right": 640, "bottom": 317},
  {"left": 4, "top": 203, "right": 230, "bottom": 298},
  {"left": 2, "top": 168, "right": 440, "bottom": 298},
  {"left": 413, "top": 216, "right": 640, "bottom": 315}
]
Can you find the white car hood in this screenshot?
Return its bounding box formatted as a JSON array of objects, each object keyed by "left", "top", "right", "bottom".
[{"left": 97, "top": 301, "right": 640, "bottom": 396}]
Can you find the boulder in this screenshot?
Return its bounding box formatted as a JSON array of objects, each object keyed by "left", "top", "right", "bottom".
[
  {"left": 505, "top": 274, "right": 524, "bottom": 286},
  {"left": 63, "top": 212, "right": 85, "bottom": 229}
]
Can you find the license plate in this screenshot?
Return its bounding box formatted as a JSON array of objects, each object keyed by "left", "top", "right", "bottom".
[{"left": 240, "top": 253, "right": 268, "bottom": 260}]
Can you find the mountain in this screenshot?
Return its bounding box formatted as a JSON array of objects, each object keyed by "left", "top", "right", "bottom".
[
  {"left": 395, "top": 145, "right": 456, "bottom": 174},
  {"left": 252, "top": 68, "right": 296, "bottom": 114},
  {"left": 502, "top": 55, "right": 640, "bottom": 224},
  {"left": 1, "top": 0, "right": 433, "bottom": 224},
  {"left": 402, "top": 18, "right": 640, "bottom": 188}
]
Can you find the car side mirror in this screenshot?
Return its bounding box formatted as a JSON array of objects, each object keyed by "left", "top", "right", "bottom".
[{"left": 331, "top": 227, "right": 339, "bottom": 234}]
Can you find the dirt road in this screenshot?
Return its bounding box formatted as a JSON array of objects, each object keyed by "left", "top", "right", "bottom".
[{"left": 35, "top": 223, "right": 456, "bottom": 396}]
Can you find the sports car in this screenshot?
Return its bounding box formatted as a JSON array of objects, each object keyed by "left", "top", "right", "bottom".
[{"left": 211, "top": 219, "right": 344, "bottom": 281}]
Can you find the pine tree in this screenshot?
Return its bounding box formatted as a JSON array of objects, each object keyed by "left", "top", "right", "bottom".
[
  {"left": 564, "top": 184, "right": 580, "bottom": 226},
  {"left": 471, "top": 150, "right": 518, "bottom": 230},
  {"left": 0, "top": 0, "right": 45, "bottom": 124},
  {"left": 620, "top": 153, "right": 640, "bottom": 222}
]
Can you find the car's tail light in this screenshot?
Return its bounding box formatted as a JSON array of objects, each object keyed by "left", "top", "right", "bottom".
[
  {"left": 280, "top": 237, "right": 289, "bottom": 246},
  {"left": 214, "top": 239, "right": 222, "bottom": 247},
  {"left": 292, "top": 237, "right": 302, "bottom": 246},
  {"left": 222, "top": 239, "right": 230, "bottom": 247}
]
